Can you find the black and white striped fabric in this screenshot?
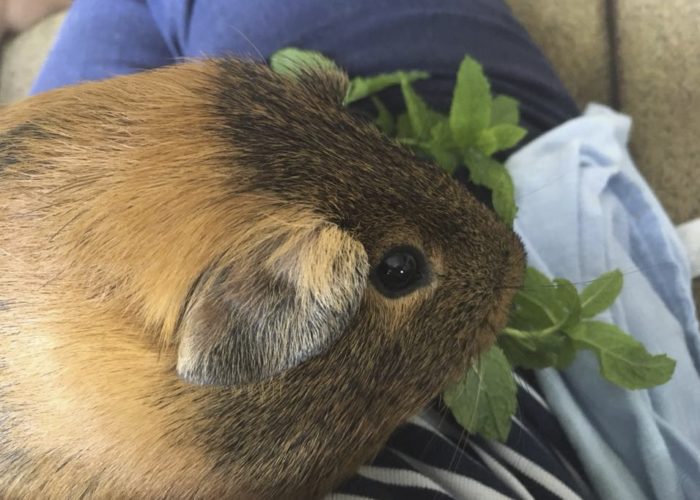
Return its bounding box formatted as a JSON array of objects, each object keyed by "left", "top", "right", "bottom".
[{"left": 330, "top": 372, "right": 596, "bottom": 500}]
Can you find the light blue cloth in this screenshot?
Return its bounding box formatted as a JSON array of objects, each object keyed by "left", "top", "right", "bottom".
[{"left": 507, "top": 104, "right": 700, "bottom": 500}]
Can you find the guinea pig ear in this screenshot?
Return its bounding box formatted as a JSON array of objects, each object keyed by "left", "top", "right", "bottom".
[
  {"left": 270, "top": 49, "right": 350, "bottom": 106},
  {"left": 176, "top": 224, "right": 369, "bottom": 386}
]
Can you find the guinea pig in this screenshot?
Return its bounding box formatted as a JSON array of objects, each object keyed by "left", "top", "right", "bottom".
[{"left": 0, "top": 58, "right": 525, "bottom": 499}]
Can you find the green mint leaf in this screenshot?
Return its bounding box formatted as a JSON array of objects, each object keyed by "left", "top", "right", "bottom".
[
  {"left": 464, "top": 148, "right": 517, "bottom": 225},
  {"left": 423, "top": 120, "right": 459, "bottom": 173},
  {"left": 345, "top": 70, "right": 429, "bottom": 105},
  {"left": 270, "top": 47, "right": 340, "bottom": 79},
  {"left": 400, "top": 76, "right": 443, "bottom": 141},
  {"left": 499, "top": 328, "right": 577, "bottom": 370},
  {"left": 511, "top": 271, "right": 581, "bottom": 332},
  {"left": 450, "top": 57, "right": 492, "bottom": 149},
  {"left": 491, "top": 124, "right": 527, "bottom": 152},
  {"left": 566, "top": 321, "right": 676, "bottom": 389},
  {"left": 396, "top": 113, "right": 414, "bottom": 139},
  {"left": 512, "top": 292, "right": 556, "bottom": 330},
  {"left": 476, "top": 129, "right": 498, "bottom": 156},
  {"left": 580, "top": 270, "right": 624, "bottom": 318},
  {"left": 512, "top": 267, "right": 560, "bottom": 328},
  {"left": 553, "top": 339, "right": 579, "bottom": 369},
  {"left": 499, "top": 332, "right": 549, "bottom": 369},
  {"left": 477, "top": 125, "right": 526, "bottom": 156},
  {"left": 553, "top": 278, "right": 582, "bottom": 329},
  {"left": 490, "top": 95, "right": 520, "bottom": 126},
  {"left": 443, "top": 346, "right": 516, "bottom": 441},
  {"left": 429, "top": 149, "right": 460, "bottom": 173},
  {"left": 371, "top": 96, "right": 395, "bottom": 136},
  {"left": 428, "top": 119, "right": 456, "bottom": 150},
  {"left": 524, "top": 266, "right": 552, "bottom": 288}
]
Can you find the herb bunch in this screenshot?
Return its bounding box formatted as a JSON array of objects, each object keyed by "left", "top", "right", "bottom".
[{"left": 271, "top": 48, "right": 676, "bottom": 441}]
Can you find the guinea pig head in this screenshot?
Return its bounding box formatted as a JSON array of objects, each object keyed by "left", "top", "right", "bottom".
[
  {"left": 171, "top": 60, "right": 526, "bottom": 495},
  {"left": 177, "top": 61, "right": 525, "bottom": 389},
  {"left": 0, "top": 59, "right": 524, "bottom": 498}
]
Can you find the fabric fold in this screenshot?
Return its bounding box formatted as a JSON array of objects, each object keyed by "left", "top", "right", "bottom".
[{"left": 507, "top": 104, "right": 700, "bottom": 500}]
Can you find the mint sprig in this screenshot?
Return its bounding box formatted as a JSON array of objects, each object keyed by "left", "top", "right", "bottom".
[
  {"left": 443, "top": 346, "right": 516, "bottom": 441},
  {"left": 346, "top": 71, "right": 429, "bottom": 106},
  {"left": 270, "top": 49, "right": 677, "bottom": 443}
]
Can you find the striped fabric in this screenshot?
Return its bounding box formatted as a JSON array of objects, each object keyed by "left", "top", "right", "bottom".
[{"left": 330, "top": 373, "right": 596, "bottom": 500}]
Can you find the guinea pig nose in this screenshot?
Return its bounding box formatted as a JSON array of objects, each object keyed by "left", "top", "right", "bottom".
[{"left": 371, "top": 245, "right": 428, "bottom": 298}]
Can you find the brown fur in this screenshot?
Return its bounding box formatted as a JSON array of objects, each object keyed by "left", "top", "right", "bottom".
[{"left": 0, "top": 58, "right": 525, "bottom": 498}]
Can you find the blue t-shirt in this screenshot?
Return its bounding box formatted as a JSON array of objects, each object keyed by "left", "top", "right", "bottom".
[{"left": 32, "top": 0, "right": 578, "bottom": 139}]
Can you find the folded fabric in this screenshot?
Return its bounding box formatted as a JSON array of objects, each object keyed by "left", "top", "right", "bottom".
[{"left": 507, "top": 103, "right": 700, "bottom": 500}]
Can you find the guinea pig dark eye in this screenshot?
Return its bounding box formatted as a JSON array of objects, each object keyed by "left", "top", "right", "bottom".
[{"left": 371, "top": 246, "right": 428, "bottom": 298}]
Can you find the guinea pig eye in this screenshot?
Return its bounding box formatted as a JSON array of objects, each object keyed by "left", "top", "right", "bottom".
[{"left": 371, "top": 246, "right": 427, "bottom": 298}]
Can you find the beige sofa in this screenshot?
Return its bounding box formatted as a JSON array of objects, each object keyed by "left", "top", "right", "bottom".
[{"left": 507, "top": 0, "right": 700, "bottom": 226}]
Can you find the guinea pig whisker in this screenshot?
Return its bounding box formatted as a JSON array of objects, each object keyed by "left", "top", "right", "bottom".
[
  {"left": 446, "top": 420, "right": 470, "bottom": 476},
  {"left": 229, "top": 24, "right": 265, "bottom": 62},
  {"left": 496, "top": 262, "right": 655, "bottom": 295}
]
